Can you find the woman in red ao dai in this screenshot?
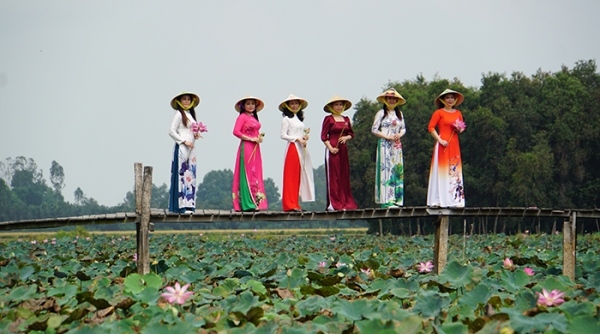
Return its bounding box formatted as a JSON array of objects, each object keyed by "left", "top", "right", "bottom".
[{"left": 279, "top": 94, "right": 315, "bottom": 212}]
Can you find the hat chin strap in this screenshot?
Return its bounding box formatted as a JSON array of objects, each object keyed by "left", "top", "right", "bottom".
[
  {"left": 441, "top": 99, "right": 455, "bottom": 108},
  {"left": 383, "top": 101, "right": 400, "bottom": 110},
  {"left": 284, "top": 102, "right": 299, "bottom": 114},
  {"left": 327, "top": 105, "right": 343, "bottom": 115},
  {"left": 177, "top": 100, "right": 193, "bottom": 111}
]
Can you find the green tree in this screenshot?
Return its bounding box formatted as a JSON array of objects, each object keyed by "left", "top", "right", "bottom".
[
  {"left": 49, "top": 160, "right": 66, "bottom": 198},
  {"left": 196, "top": 169, "right": 234, "bottom": 209},
  {"left": 301, "top": 165, "right": 328, "bottom": 212},
  {"left": 264, "top": 177, "right": 281, "bottom": 210},
  {"left": 11, "top": 169, "right": 48, "bottom": 206}
]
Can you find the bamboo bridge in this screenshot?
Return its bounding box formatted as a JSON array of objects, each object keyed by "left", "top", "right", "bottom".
[{"left": 2, "top": 163, "right": 599, "bottom": 281}]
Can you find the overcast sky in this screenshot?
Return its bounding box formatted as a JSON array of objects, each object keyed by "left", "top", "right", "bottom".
[{"left": 1, "top": 0, "right": 598, "bottom": 207}]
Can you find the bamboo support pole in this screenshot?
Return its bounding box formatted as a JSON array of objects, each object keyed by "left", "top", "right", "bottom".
[
  {"left": 134, "top": 163, "right": 142, "bottom": 274},
  {"left": 136, "top": 165, "right": 152, "bottom": 275},
  {"left": 433, "top": 215, "right": 449, "bottom": 274},
  {"left": 134, "top": 163, "right": 142, "bottom": 214},
  {"left": 562, "top": 211, "right": 577, "bottom": 280}
]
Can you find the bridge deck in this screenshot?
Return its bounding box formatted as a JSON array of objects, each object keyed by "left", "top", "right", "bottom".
[{"left": 1, "top": 207, "right": 599, "bottom": 230}]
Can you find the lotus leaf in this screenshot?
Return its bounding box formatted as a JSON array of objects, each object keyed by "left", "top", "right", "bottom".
[
  {"left": 439, "top": 260, "right": 475, "bottom": 289},
  {"left": 245, "top": 279, "right": 267, "bottom": 295},
  {"left": 123, "top": 273, "right": 162, "bottom": 294},
  {"left": 566, "top": 315, "right": 600, "bottom": 334},
  {"left": 331, "top": 298, "right": 381, "bottom": 321},
  {"left": 231, "top": 290, "right": 262, "bottom": 314},
  {"left": 499, "top": 269, "right": 531, "bottom": 293},
  {"left": 413, "top": 290, "right": 451, "bottom": 318}
]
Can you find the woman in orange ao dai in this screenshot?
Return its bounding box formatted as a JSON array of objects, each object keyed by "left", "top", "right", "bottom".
[{"left": 427, "top": 89, "right": 466, "bottom": 208}]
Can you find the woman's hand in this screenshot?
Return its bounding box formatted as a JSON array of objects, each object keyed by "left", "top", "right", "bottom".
[
  {"left": 257, "top": 136, "right": 263, "bottom": 144},
  {"left": 182, "top": 141, "right": 194, "bottom": 149},
  {"left": 194, "top": 133, "right": 202, "bottom": 139},
  {"left": 297, "top": 138, "right": 307, "bottom": 147},
  {"left": 388, "top": 133, "right": 401, "bottom": 141},
  {"left": 338, "top": 135, "right": 351, "bottom": 145},
  {"left": 329, "top": 147, "right": 339, "bottom": 154},
  {"left": 438, "top": 139, "right": 448, "bottom": 147}
]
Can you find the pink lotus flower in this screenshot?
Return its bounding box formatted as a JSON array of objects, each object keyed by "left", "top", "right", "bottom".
[
  {"left": 318, "top": 261, "right": 327, "bottom": 268},
  {"left": 452, "top": 119, "right": 466, "bottom": 132},
  {"left": 191, "top": 122, "right": 208, "bottom": 133},
  {"left": 336, "top": 262, "right": 347, "bottom": 268},
  {"left": 524, "top": 267, "right": 535, "bottom": 276},
  {"left": 160, "top": 282, "right": 194, "bottom": 305},
  {"left": 241, "top": 234, "right": 245, "bottom": 237},
  {"left": 417, "top": 261, "right": 434, "bottom": 273},
  {"left": 85, "top": 237, "right": 90, "bottom": 241},
  {"left": 537, "top": 288, "right": 565, "bottom": 307},
  {"left": 503, "top": 258, "right": 514, "bottom": 269},
  {"left": 303, "top": 128, "right": 311, "bottom": 140},
  {"left": 43, "top": 239, "right": 48, "bottom": 243},
  {"left": 360, "top": 268, "right": 372, "bottom": 276},
  {"left": 51, "top": 240, "right": 56, "bottom": 245},
  {"left": 133, "top": 253, "right": 138, "bottom": 262},
  {"left": 31, "top": 240, "right": 37, "bottom": 245},
  {"left": 330, "top": 236, "right": 336, "bottom": 241}
]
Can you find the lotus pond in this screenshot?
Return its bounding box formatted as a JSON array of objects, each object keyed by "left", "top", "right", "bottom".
[{"left": 1, "top": 231, "right": 600, "bottom": 333}]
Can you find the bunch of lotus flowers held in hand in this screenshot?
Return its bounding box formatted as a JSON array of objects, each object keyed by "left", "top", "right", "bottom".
[
  {"left": 190, "top": 121, "right": 208, "bottom": 134},
  {"left": 444, "top": 118, "right": 466, "bottom": 152}
]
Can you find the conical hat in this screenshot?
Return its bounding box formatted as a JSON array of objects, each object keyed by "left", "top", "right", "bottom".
[
  {"left": 235, "top": 95, "right": 265, "bottom": 112},
  {"left": 376, "top": 88, "right": 406, "bottom": 106},
  {"left": 170, "top": 91, "right": 200, "bottom": 110},
  {"left": 278, "top": 94, "right": 308, "bottom": 111},
  {"left": 435, "top": 89, "right": 464, "bottom": 108},
  {"left": 323, "top": 94, "right": 352, "bottom": 113}
]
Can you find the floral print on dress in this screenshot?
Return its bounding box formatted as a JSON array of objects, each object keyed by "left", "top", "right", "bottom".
[
  {"left": 178, "top": 152, "right": 196, "bottom": 204},
  {"left": 371, "top": 110, "right": 406, "bottom": 206},
  {"left": 448, "top": 157, "right": 464, "bottom": 204}
]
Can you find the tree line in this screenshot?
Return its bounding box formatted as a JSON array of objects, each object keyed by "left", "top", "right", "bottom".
[{"left": 2, "top": 60, "right": 599, "bottom": 235}]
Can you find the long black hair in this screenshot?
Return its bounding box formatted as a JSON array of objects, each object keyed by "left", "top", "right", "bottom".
[
  {"left": 282, "top": 108, "right": 305, "bottom": 122},
  {"left": 239, "top": 100, "right": 259, "bottom": 121},
  {"left": 382, "top": 105, "right": 402, "bottom": 122}
]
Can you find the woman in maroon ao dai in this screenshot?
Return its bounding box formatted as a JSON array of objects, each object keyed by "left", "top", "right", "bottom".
[{"left": 321, "top": 95, "right": 358, "bottom": 211}]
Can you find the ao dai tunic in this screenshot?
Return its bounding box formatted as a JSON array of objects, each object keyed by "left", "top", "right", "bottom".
[
  {"left": 427, "top": 108, "right": 465, "bottom": 207},
  {"left": 371, "top": 109, "right": 406, "bottom": 206},
  {"left": 280, "top": 115, "right": 315, "bottom": 211},
  {"left": 168, "top": 111, "right": 197, "bottom": 213},
  {"left": 321, "top": 115, "right": 358, "bottom": 211},
  {"left": 232, "top": 113, "right": 268, "bottom": 211}
]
